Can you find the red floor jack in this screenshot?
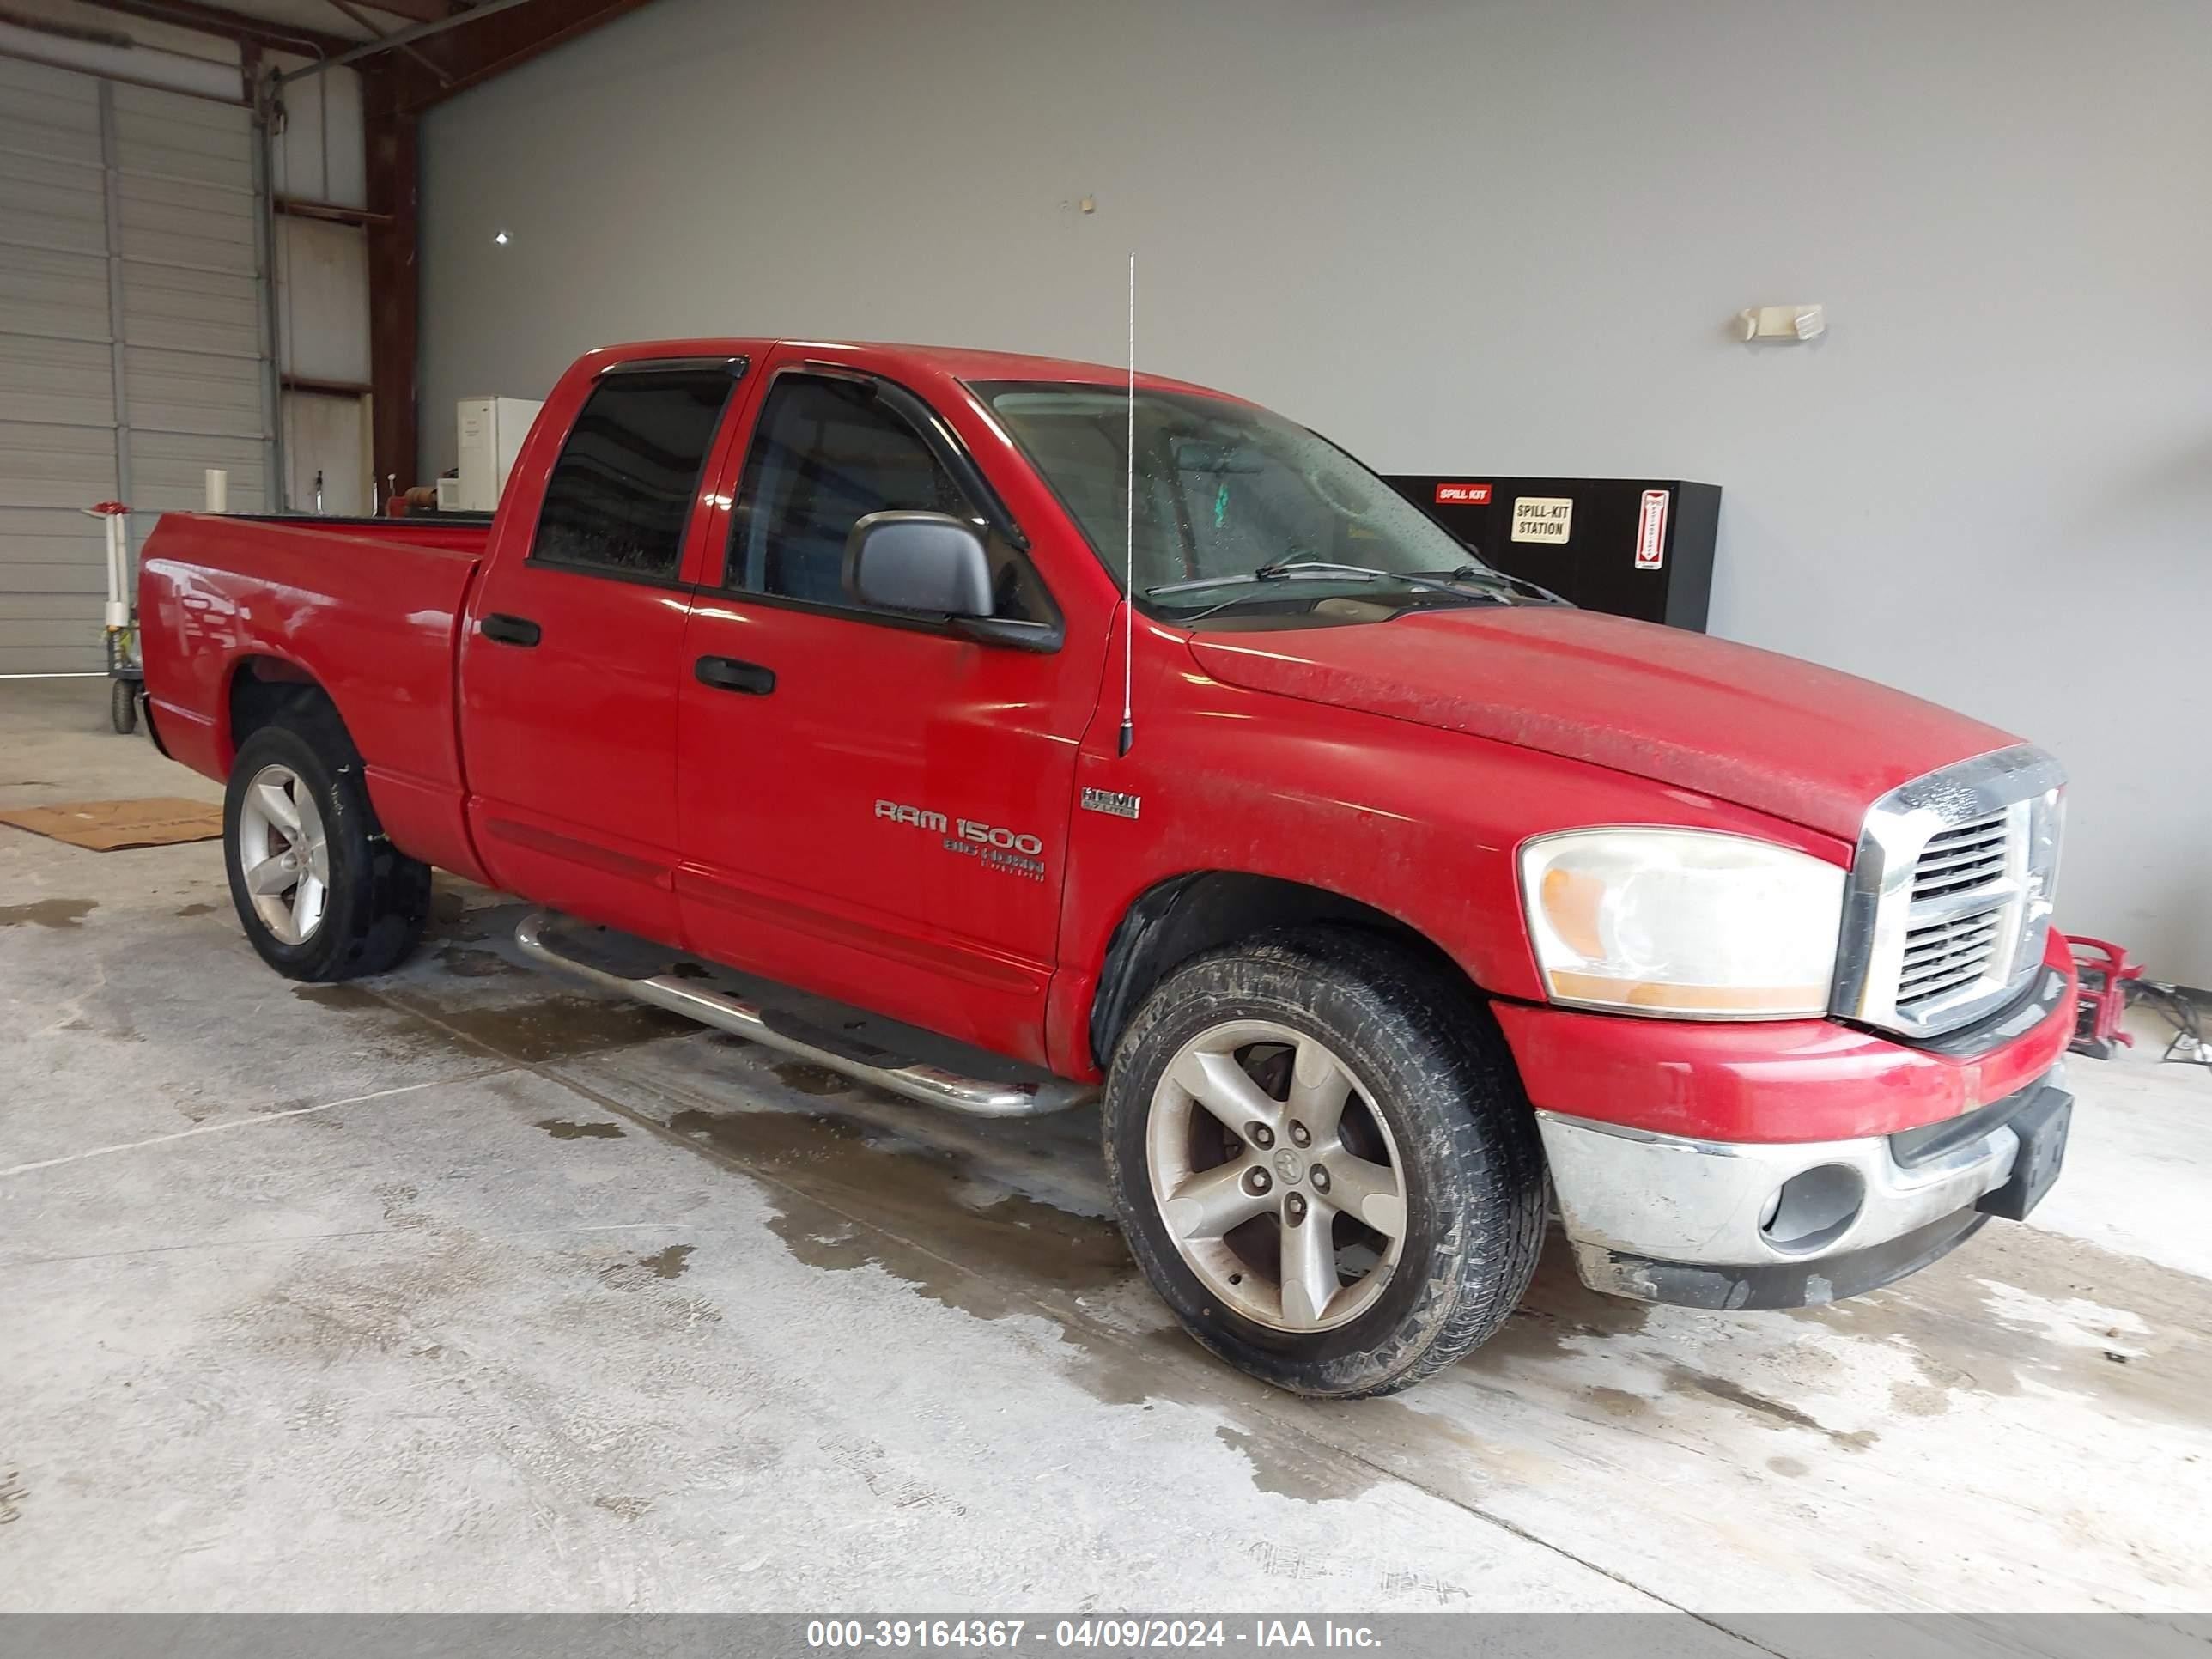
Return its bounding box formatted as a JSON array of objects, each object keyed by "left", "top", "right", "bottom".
[{"left": 2066, "top": 936, "right": 2142, "bottom": 1060}]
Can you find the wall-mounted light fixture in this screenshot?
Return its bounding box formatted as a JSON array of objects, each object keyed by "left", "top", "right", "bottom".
[{"left": 1738, "top": 303, "right": 1825, "bottom": 342}]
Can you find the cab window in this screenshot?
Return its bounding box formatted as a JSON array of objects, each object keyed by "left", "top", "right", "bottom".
[
  {"left": 531, "top": 367, "right": 735, "bottom": 581},
  {"left": 727, "top": 374, "right": 1049, "bottom": 623}
]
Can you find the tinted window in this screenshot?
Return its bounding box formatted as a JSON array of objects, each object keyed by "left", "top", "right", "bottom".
[
  {"left": 729, "top": 375, "right": 1049, "bottom": 622},
  {"left": 531, "top": 368, "right": 734, "bottom": 580}
]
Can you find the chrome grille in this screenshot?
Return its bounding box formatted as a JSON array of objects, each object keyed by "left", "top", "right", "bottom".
[
  {"left": 1911, "top": 813, "right": 2010, "bottom": 900},
  {"left": 1832, "top": 746, "right": 2066, "bottom": 1039},
  {"left": 1897, "top": 904, "right": 2006, "bottom": 1009}
]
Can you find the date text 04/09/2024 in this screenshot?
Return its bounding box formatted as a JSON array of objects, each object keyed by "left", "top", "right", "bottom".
[{"left": 804, "top": 1620, "right": 1382, "bottom": 1650}]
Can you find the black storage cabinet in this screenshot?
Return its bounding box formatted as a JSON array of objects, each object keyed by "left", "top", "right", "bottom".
[{"left": 1387, "top": 476, "right": 1721, "bottom": 632}]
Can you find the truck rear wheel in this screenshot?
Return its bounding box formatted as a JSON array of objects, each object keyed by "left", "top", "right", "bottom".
[
  {"left": 222, "top": 711, "right": 431, "bottom": 982},
  {"left": 1102, "top": 927, "right": 1545, "bottom": 1398}
]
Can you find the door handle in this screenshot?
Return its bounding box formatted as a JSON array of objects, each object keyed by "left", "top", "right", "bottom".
[
  {"left": 480, "top": 612, "right": 541, "bottom": 647},
  {"left": 695, "top": 655, "right": 775, "bottom": 696}
]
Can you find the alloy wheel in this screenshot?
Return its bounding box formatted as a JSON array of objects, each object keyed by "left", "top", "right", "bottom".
[
  {"left": 1144, "top": 1018, "right": 1407, "bottom": 1332},
  {"left": 235, "top": 763, "right": 331, "bottom": 945}
]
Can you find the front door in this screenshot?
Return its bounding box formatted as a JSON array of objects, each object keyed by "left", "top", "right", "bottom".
[
  {"left": 674, "top": 362, "right": 1096, "bottom": 1062},
  {"left": 462, "top": 358, "right": 746, "bottom": 940}
]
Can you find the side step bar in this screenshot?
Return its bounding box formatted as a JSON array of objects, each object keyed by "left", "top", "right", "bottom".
[{"left": 514, "top": 911, "right": 1095, "bottom": 1119}]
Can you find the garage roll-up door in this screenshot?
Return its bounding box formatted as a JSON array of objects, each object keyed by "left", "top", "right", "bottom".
[{"left": 0, "top": 56, "right": 271, "bottom": 676}]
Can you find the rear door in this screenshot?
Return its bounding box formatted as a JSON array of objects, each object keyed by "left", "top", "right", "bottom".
[
  {"left": 461, "top": 356, "right": 750, "bottom": 941},
  {"left": 673, "top": 358, "right": 1096, "bottom": 1062}
]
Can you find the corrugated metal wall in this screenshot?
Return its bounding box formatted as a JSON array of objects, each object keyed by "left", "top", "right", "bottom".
[
  {"left": 267, "top": 54, "right": 373, "bottom": 520},
  {"left": 0, "top": 56, "right": 271, "bottom": 675}
]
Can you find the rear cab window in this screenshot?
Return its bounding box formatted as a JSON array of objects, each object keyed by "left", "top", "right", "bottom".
[{"left": 530, "top": 366, "right": 738, "bottom": 583}]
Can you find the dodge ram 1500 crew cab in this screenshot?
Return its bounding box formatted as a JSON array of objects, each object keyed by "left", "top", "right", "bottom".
[{"left": 138, "top": 338, "right": 2076, "bottom": 1397}]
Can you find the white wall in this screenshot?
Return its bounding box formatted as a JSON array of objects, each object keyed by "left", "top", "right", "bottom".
[{"left": 418, "top": 0, "right": 2212, "bottom": 983}]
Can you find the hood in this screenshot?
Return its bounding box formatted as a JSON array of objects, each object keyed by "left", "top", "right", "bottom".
[{"left": 1187, "top": 606, "right": 2019, "bottom": 839}]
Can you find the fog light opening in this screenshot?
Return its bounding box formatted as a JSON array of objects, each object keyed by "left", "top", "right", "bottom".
[{"left": 1759, "top": 1164, "right": 1864, "bottom": 1255}]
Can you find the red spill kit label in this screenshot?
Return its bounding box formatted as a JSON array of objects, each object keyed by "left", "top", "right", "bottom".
[
  {"left": 1434, "top": 483, "right": 1492, "bottom": 506},
  {"left": 1635, "top": 489, "right": 1670, "bottom": 569}
]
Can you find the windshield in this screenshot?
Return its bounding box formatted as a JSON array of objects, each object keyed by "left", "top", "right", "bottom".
[{"left": 975, "top": 381, "right": 1505, "bottom": 621}]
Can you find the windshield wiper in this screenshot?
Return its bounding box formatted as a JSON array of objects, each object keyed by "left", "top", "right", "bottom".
[
  {"left": 1254, "top": 561, "right": 1488, "bottom": 599},
  {"left": 1145, "top": 562, "right": 1509, "bottom": 622},
  {"left": 1409, "top": 563, "right": 1568, "bottom": 605}
]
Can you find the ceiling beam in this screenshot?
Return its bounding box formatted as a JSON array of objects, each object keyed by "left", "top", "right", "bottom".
[
  {"left": 371, "top": 0, "right": 654, "bottom": 112},
  {"left": 77, "top": 0, "right": 352, "bottom": 57},
  {"left": 342, "top": 0, "right": 463, "bottom": 22},
  {"left": 325, "top": 0, "right": 454, "bottom": 83}
]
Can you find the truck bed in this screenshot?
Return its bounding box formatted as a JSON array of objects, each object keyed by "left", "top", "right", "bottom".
[{"left": 138, "top": 512, "right": 495, "bottom": 882}]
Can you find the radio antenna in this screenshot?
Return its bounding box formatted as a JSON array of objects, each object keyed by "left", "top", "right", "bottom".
[{"left": 1119, "top": 252, "right": 1136, "bottom": 757}]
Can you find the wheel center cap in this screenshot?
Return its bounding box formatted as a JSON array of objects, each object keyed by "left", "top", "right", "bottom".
[{"left": 1272, "top": 1146, "right": 1305, "bottom": 1185}]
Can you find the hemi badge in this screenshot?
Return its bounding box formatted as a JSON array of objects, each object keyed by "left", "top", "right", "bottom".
[{"left": 1081, "top": 787, "right": 1141, "bottom": 820}]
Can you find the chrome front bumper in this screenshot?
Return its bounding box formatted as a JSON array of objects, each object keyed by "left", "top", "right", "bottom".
[{"left": 1539, "top": 1066, "right": 2069, "bottom": 1310}]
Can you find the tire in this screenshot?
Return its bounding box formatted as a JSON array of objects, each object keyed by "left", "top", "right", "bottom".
[
  {"left": 1102, "top": 927, "right": 1546, "bottom": 1398},
  {"left": 222, "top": 705, "right": 431, "bottom": 982},
  {"left": 110, "top": 678, "right": 137, "bottom": 735}
]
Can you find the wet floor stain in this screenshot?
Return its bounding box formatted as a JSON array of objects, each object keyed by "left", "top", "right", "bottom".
[
  {"left": 592, "top": 1242, "right": 714, "bottom": 1304},
  {"left": 592, "top": 1493, "right": 654, "bottom": 1520},
  {"left": 0, "top": 1469, "right": 24, "bottom": 1524},
  {"left": 293, "top": 981, "right": 693, "bottom": 1064},
  {"left": 652, "top": 1098, "right": 1267, "bottom": 1415},
  {"left": 617, "top": 1070, "right": 2212, "bottom": 1502},
  {"left": 1214, "top": 1425, "right": 1356, "bottom": 1503},
  {"left": 773, "top": 1060, "right": 858, "bottom": 1097},
  {"left": 1790, "top": 1224, "right": 2204, "bottom": 1431},
  {"left": 1583, "top": 1385, "right": 1650, "bottom": 1419},
  {"left": 436, "top": 995, "right": 695, "bottom": 1063},
  {"left": 670, "top": 961, "right": 711, "bottom": 980},
  {"left": 1662, "top": 1363, "right": 1878, "bottom": 1451},
  {"left": 1350, "top": 1393, "right": 1562, "bottom": 1492},
  {"left": 1460, "top": 1232, "right": 1650, "bottom": 1371},
  {"left": 536, "top": 1118, "right": 626, "bottom": 1140},
  {"left": 436, "top": 945, "right": 521, "bottom": 979},
  {"left": 669, "top": 1105, "right": 1133, "bottom": 1322},
  {"left": 174, "top": 902, "right": 219, "bottom": 918},
  {"left": 0, "top": 898, "right": 95, "bottom": 930}
]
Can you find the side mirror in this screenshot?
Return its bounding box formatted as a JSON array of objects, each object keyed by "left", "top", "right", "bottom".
[{"left": 843, "top": 512, "right": 993, "bottom": 617}]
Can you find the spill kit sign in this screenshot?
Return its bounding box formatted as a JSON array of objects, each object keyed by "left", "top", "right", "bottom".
[
  {"left": 1635, "top": 489, "right": 1670, "bottom": 570},
  {"left": 1433, "top": 482, "right": 1492, "bottom": 506},
  {"left": 1511, "top": 496, "right": 1574, "bottom": 544}
]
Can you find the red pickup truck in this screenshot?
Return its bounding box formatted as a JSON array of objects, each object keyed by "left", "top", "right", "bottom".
[{"left": 138, "top": 337, "right": 2076, "bottom": 1397}]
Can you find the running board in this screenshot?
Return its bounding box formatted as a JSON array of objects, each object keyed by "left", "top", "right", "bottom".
[{"left": 514, "top": 911, "right": 1094, "bottom": 1119}]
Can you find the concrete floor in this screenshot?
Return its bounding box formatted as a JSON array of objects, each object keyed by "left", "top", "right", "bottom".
[{"left": 3, "top": 676, "right": 2209, "bottom": 1626}]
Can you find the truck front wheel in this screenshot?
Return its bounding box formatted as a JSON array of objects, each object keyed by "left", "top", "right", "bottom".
[
  {"left": 222, "top": 712, "right": 431, "bottom": 982},
  {"left": 1102, "top": 928, "right": 1545, "bottom": 1397}
]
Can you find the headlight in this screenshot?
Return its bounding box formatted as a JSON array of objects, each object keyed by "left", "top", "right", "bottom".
[{"left": 1519, "top": 829, "right": 1845, "bottom": 1018}]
